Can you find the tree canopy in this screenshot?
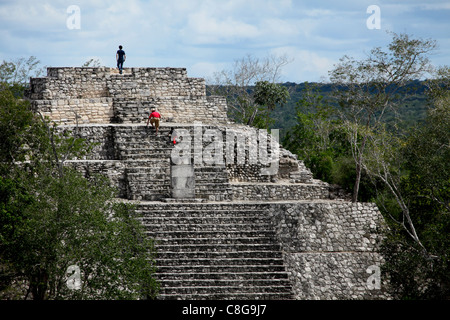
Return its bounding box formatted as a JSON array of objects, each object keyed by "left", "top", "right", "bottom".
[{"left": 282, "top": 34, "right": 449, "bottom": 299}]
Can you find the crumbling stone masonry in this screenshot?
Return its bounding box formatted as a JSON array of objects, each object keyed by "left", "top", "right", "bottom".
[{"left": 26, "top": 67, "right": 390, "bottom": 300}]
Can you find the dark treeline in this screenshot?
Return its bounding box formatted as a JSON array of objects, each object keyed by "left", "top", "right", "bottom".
[{"left": 208, "top": 80, "right": 430, "bottom": 138}]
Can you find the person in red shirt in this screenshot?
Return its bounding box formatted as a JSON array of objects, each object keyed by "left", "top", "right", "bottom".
[{"left": 146, "top": 108, "right": 162, "bottom": 135}]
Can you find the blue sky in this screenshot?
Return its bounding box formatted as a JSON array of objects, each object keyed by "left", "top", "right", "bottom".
[{"left": 1, "top": 0, "right": 449, "bottom": 83}]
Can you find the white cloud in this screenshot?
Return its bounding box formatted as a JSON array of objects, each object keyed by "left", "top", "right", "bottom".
[
  {"left": 189, "top": 61, "right": 227, "bottom": 80},
  {"left": 304, "top": 8, "right": 334, "bottom": 17},
  {"left": 260, "top": 18, "right": 304, "bottom": 39},
  {"left": 0, "top": 1, "right": 65, "bottom": 31},
  {"left": 421, "top": 3, "right": 450, "bottom": 10},
  {"left": 183, "top": 10, "right": 260, "bottom": 45},
  {"left": 271, "top": 47, "right": 335, "bottom": 83}
]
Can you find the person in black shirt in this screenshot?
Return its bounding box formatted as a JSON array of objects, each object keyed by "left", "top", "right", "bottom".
[{"left": 116, "top": 45, "right": 126, "bottom": 74}]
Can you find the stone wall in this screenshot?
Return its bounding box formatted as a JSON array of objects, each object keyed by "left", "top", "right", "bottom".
[
  {"left": 28, "top": 67, "right": 204, "bottom": 100},
  {"left": 230, "top": 182, "right": 330, "bottom": 201},
  {"left": 58, "top": 125, "right": 117, "bottom": 160},
  {"left": 26, "top": 67, "right": 228, "bottom": 125},
  {"left": 66, "top": 160, "right": 128, "bottom": 198},
  {"left": 268, "top": 202, "right": 390, "bottom": 299},
  {"left": 32, "top": 98, "right": 114, "bottom": 125},
  {"left": 111, "top": 96, "right": 228, "bottom": 124}
]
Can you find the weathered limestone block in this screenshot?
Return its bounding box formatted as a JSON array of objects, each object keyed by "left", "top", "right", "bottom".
[
  {"left": 283, "top": 252, "right": 390, "bottom": 300},
  {"left": 26, "top": 67, "right": 228, "bottom": 125},
  {"left": 267, "top": 202, "right": 389, "bottom": 299},
  {"left": 230, "top": 182, "right": 329, "bottom": 201}
]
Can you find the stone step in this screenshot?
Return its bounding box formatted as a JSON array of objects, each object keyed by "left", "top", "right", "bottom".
[
  {"left": 195, "top": 171, "right": 229, "bottom": 178},
  {"left": 114, "top": 127, "right": 179, "bottom": 136},
  {"left": 115, "top": 139, "right": 176, "bottom": 149},
  {"left": 130, "top": 194, "right": 170, "bottom": 201},
  {"left": 153, "top": 237, "right": 279, "bottom": 246},
  {"left": 195, "top": 165, "right": 228, "bottom": 171},
  {"left": 137, "top": 210, "right": 271, "bottom": 220},
  {"left": 136, "top": 204, "right": 271, "bottom": 212},
  {"left": 155, "top": 264, "right": 289, "bottom": 274},
  {"left": 127, "top": 178, "right": 170, "bottom": 185},
  {"left": 195, "top": 183, "right": 230, "bottom": 189},
  {"left": 194, "top": 191, "right": 231, "bottom": 200},
  {"left": 126, "top": 167, "right": 229, "bottom": 179},
  {"left": 118, "top": 147, "right": 172, "bottom": 155},
  {"left": 157, "top": 278, "right": 292, "bottom": 289},
  {"left": 140, "top": 216, "right": 272, "bottom": 225},
  {"left": 144, "top": 223, "right": 273, "bottom": 232},
  {"left": 154, "top": 271, "right": 290, "bottom": 281},
  {"left": 115, "top": 138, "right": 174, "bottom": 146},
  {"left": 122, "top": 159, "right": 170, "bottom": 167},
  {"left": 156, "top": 250, "right": 284, "bottom": 260},
  {"left": 117, "top": 146, "right": 172, "bottom": 153},
  {"left": 128, "top": 186, "right": 170, "bottom": 194},
  {"left": 145, "top": 230, "right": 277, "bottom": 239},
  {"left": 130, "top": 189, "right": 230, "bottom": 200},
  {"left": 195, "top": 178, "right": 229, "bottom": 185},
  {"left": 127, "top": 172, "right": 169, "bottom": 181},
  {"left": 196, "top": 177, "right": 229, "bottom": 184},
  {"left": 155, "top": 243, "right": 282, "bottom": 252},
  {"left": 156, "top": 256, "right": 284, "bottom": 266},
  {"left": 156, "top": 292, "right": 293, "bottom": 300},
  {"left": 127, "top": 179, "right": 169, "bottom": 187},
  {"left": 119, "top": 153, "right": 170, "bottom": 161},
  {"left": 128, "top": 185, "right": 170, "bottom": 192},
  {"left": 127, "top": 188, "right": 170, "bottom": 197},
  {"left": 196, "top": 172, "right": 229, "bottom": 179},
  {"left": 128, "top": 187, "right": 231, "bottom": 202},
  {"left": 196, "top": 170, "right": 229, "bottom": 176},
  {"left": 139, "top": 213, "right": 270, "bottom": 220},
  {"left": 126, "top": 167, "right": 170, "bottom": 174},
  {"left": 122, "top": 159, "right": 170, "bottom": 166},
  {"left": 157, "top": 284, "right": 291, "bottom": 296}
]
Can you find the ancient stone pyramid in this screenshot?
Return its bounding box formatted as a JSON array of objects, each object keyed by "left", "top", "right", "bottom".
[{"left": 26, "top": 67, "right": 389, "bottom": 300}]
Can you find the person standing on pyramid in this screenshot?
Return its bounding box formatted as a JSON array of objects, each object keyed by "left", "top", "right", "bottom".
[
  {"left": 147, "top": 108, "right": 162, "bottom": 135},
  {"left": 116, "top": 45, "right": 126, "bottom": 74}
]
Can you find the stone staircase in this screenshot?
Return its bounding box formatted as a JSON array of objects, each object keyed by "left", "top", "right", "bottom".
[
  {"left": 127, "top": 127, "right": 294, "bottom": 299},
  {"left": 112, "top": 125, "right": 232, "bottom": 201},
  {"left": 125, "top": 163, "right": 171, "bottom": 201},
  {"left": 136, "top": 202, "right": 294, "bottom": 300},
  {"left": 114, "top": 126, "right": 171, "bottom": 200},
  {"left": 195, "top": 166, "right": 231, "bottom": 201}
]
